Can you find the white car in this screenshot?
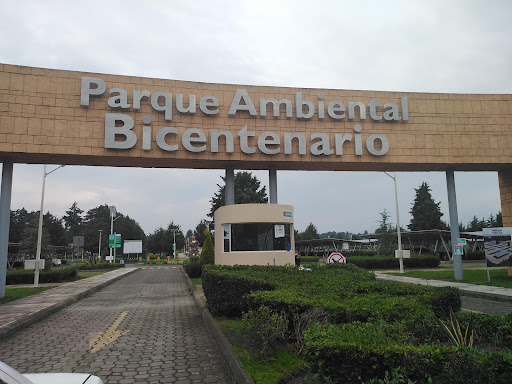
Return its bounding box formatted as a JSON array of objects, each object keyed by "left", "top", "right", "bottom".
[
  {"left": 0, "top": 360, "right": 104, "bottom": 384},
  {"left": 51, "top": 258, "right": 62, "bottom": 266}
]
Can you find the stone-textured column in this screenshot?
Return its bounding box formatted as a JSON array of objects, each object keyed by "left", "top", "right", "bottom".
[
  {"left": 498, "top": 169, "right": 512, "bottom": 226},
  {"left": 0, "top": 161, "right": 13, "bottom": 299},
  {"left": 446, "top": 171, "right": 463, "bottom": 281},
  {"left": 225, "top": 167, "right": 235, "bottom": 205},
  {"left": 498, "top": 169, "right": 512, "bottom": 277},
  {"left": 269, "top": 168, "right": 278, "bottom": 204}
]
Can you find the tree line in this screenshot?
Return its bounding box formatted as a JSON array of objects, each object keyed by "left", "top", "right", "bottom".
[{"left": 296, "top": 182, "right": 502, "bottom": 241}]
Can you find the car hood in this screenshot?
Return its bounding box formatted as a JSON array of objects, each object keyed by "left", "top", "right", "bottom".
[{"left": 23, "top": 373, "right": 104, "bottom": 384}]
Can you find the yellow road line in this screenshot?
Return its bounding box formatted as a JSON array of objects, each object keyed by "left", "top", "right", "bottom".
[
  {"left": 89, "top": 311, "right": 129, "bottom": 353},
  {"left": 461, "top": 308, "right": 484, "bottom": 314}
]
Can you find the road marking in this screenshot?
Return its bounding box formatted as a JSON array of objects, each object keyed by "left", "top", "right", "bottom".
[
  {"left": 461, "top": 308, "right": 484, "bottom": 314},
  {"left": 89, "top": 311, "right": 129, "bottom": 353}
]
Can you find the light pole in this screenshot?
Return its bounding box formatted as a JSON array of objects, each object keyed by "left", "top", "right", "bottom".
[
  {"left": 171, "top": 229, "right": 176, "bottom": 258},
  {"left": 384, "top": 171, "right": 404, "bottom": 274},
  {"left": 35, "top": 164, "right": 65, "bottom": 287},
  {"left": 109, "top": 206, "right": 116, "bottom": 264},
  {"left": 98, "top": 229, "right": 103, "bottom": 260}
]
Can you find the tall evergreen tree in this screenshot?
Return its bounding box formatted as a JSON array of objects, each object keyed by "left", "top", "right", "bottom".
[
  {"left": 208, "top": 171, "right": 268, "bottom": 218},
  {"left": 298, "top": 222, "right": 320, "bottom": 240},
  {"left": 194, "top": 220, "right": 208, "bottom": 246},
  {"left": 408, "top": 182, "right": 447, "bottom": 231},
  {"left": 63, "top": 202, "right": 84, "bottom": 242}
]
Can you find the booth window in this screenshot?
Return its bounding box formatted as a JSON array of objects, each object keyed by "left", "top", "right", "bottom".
[{"left": 227, "top": 223, "right": 291, "bottom": 252}]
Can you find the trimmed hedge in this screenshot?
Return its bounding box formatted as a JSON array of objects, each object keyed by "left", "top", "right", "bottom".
[
  {"left": 304, "top": 322, "right": 512, "bottom": 384},
  {"left": 347, "top": 254, "right": 440, "bottom": 269},
  {"left": 202, "top": 264, "right": 460, "bottom": 328},
  {"left": 184, "top": 262, "right": 203, "bottom": 278},
  {"left": 6, "top": 267, "right": 78, "bottom": 285},
  {"left": 77, "top": 262, "right": 124, "bottom": 270}
]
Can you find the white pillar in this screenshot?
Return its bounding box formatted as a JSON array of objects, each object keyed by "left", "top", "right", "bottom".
[
  {"left": 34, "top": 165, "right": 47, "bottom": 287},
  {"left": 225, "top": 168, "right": 235, "bottom": 205},
  {"left": 269, "top": 168, "right": 278, "bottom": 204},
  {"left": 0, "top": 161, "right": 13, "bottom": 298},
  {"left": 446, "top": 171, "right": 463, "bottom": 281}
]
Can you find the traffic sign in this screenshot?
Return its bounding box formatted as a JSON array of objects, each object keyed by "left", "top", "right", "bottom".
[
  {"left": 327, "top": 252, "right": 346, "bottom": 264},
  {"left": 454, "top": 245, "right": 464, "bottom": 255},
  {"left": 457, "top": 238, "right": 467, "bottom": 245}
]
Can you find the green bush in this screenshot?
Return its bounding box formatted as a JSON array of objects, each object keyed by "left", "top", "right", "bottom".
[
  {"left": 202, "top": 264, "right": 459, "bottom": 329},
  {"left": 457, "top": 312, "right": 512, "bottom": 349},
  {"left": 7, "top": 267, "right": 78, "bottom": 285},
  {"left": 300, "top": 256, "right": 320, "bottom": 263},
  {"left": 78, "top": 262, "right": 124, "bottom": 270},
  {"left": 184, "top": 261, "right": 202, "bottom": 279},
  {"left": 241, "top": 305, "right": 288, "bottom": 355},
  {"left": 60, "top": 259, "right": 68, "bottom": 265},
  {"left": 347, "top": 254, "right": 440, "bottom": 269},
  {"left": 354, "top": 281, "right": 461, "bottom": 318},
  {"left": 199, "top": 229, "right": 215, "bottom": 265},
  {"left": 202, "top": 265, "right": 275, "bottom": 316},
  {"left": 303, "top": 322, "right": 512, "bottom": 384}
]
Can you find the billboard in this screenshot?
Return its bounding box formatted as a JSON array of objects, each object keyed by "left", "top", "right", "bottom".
[
  {"left": 483, "top": 227, "right": 512, "bottom": 267},
  {"left": 123, "top": 240, "right": 143, "bottom": 254}
]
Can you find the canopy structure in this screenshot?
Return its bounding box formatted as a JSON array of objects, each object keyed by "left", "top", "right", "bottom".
[
  {"left": 295, "top": 238, "right": 378, "bottom": 257},
  {"left": 363, "top": 229, "right": 483, "bottom": 259}
]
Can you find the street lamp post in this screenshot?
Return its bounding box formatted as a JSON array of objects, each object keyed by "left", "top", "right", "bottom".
[
  {"left": 384, "top": 171, "right": 404, "bottom": 274},
  {"left": 98, "top": 229, "right": 103, "bottom": 260},
  {"left": 35, "top": 164, "right": 65, "bottom": 287},
  {"left": 109, "top": 206, "right": 116, "bottom": 264},
  {"left": 171, "top": 229, "right": 176, "bottom": 258}
]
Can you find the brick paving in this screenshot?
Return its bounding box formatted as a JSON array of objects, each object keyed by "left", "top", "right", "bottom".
[{"left": 0, "top": 266, "right": 231, "bottom": 383}]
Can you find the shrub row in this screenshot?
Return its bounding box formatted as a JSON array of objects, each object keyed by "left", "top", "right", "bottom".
[
  {"left": 6, "top": 267, "right": 78, "bottom": 285},
  {"left": 303, "top": 322, "right": 512, "bottom": 384},
  {"left": 77, "top": 262, "right": 124, "bottom": 270},
  {"left": 347, "top": 254, "right": 440, "bottom": 269},
  {"left": 184, "top": 262, "right": 202, "bottom": 279},
  {"left": 201, "top": 264, "right": 460, "bottom": 327}
]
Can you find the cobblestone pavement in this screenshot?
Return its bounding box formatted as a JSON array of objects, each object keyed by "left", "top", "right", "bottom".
[
  {"left": 461, "top": 296, "right": 512, "bottom": 315},
  {"left": 0, "top": 266, "right": 231, "bottom": 384}
]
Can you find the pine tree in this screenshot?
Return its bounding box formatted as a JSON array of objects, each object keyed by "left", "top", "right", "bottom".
[
  {"left": 408, "top": 182, "right": 447, "bottom": 231},
  {"left": 199, "top": 229, "right": 215, "bottom": 265},
  {"left": 209, "top": 171, "right": 268, "bottom": 218}
]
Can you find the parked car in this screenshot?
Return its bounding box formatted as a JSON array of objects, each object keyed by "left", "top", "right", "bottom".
[
  {"left": 51, "top": 258, "right": 62, "bottom": 266},
  {"left": 0, "top": 360, "right": 104, "bottom": 384}
]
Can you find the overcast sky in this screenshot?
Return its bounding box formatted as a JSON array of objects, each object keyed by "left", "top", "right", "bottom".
[{"left": 0, "top": 0, "right": 510, "bottom": 236}]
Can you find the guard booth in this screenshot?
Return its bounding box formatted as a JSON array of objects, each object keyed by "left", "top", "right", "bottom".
[{"left": 214, "top": 204, "right": 295, "bottom": 266}]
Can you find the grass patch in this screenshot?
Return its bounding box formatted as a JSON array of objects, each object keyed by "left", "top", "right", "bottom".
[
  {"left": 214, "top": 318, "right": 305, "bottom": 384},
  {"left": 234, "top": 346, "right": 305, "bottom": 384},
  {"left": 190, "top": 278, "right": 202, "bottom": 286},
  {"left": 0, "top": 287, "right": 55, "bottom": 305},
  {"left": 389, "top": 268, "right": 512, "bottom": 288},
  {"left": 78, "top": 271, "right": 107, "bottom": 279}
]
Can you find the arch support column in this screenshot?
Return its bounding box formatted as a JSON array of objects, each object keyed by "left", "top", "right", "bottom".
[
  {"left": 269, "top": 167, "right": 278, "bottom": 204},
  {"left": 446, "top": 170, "right": 463, "bottom": 281},
  {"left": 0, "top": 161, "right": 13, "bottom": 299},
  {"left": 225, "top": 167, "right": 235, "bottom": 206}
]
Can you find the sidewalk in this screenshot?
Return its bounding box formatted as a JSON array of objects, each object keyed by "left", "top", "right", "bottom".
[
  {"left": 0, "top": 267, "right": 138, "bottom": 340},
  {"left": 375, "top": 272, "right": 512, "bottom": 302}
]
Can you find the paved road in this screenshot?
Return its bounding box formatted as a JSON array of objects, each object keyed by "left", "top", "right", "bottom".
[
  {"left": 461, "top": 296, "right": 512, "bottom": 315},
  {"left": 0, "top": 266, "right": 231, "bottom": 384}
]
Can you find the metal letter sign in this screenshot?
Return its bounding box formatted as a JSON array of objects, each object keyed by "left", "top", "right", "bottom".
[
  {"left": 109, "top": 234, "right": 115, "bottom": 248},
  {"left": 115, "top": 234, "right": 121, "bottom": 248}
]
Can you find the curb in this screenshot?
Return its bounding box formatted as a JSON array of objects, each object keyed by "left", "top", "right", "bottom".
[
  {"left": 182, "top": 268, "right": 255, "bottom": 384},
  {"left": 0, "top": 267, "right": 139, "bottom": 341},
  {"left": 375, "top": 273, "right": 512, "bottom": 303}
]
